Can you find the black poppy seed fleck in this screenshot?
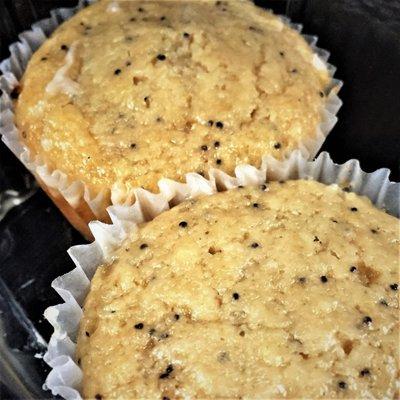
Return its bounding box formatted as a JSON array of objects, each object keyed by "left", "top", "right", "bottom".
[
  {"left": 110, "top": 310, "right": 116, "bottom": 313},
  {"left": 350, "top": 266, "right": 357, "bottom": 273},
  {"left": 291, "top": 68, "right": 298, "bottom": 73},
  {"left": 390, "top": 283, "right": 398, "bottom": 291},
  {"left": 251, "top": 242, "right": 259, "bottom": 248},
  {"left": 95, "top": 394, "right": 102, "bottom": 400},
  {"left": 214, "top": 141, "right": 220, "bottom": 148},
  {"left": 239, "top": 330, "right": 245, "bottom": 336},
  {"left": 260, "top": 184, "right": 267, "bottom": 191},
  {"left": 85, "top": 331, "right": 90, "bottom": 337},
  {"left": 274, "top": 142, "right": 281, "bottom": 149},
  {"left": 130, "top": 143, "right": 136, "bottom": 149},
  {"left": 313, "top": 236, "right": 320, "bottom": 242},
  {"left": 215, "top": 121, "right": 224, "bottom": 129},
  {"left": 174, "top": 314, "right": 180, "bottom": 320},
  {"left": 134, "top": 322, "right": 144, "bottom": 330},
  {"left": 360, "top": 368, "right": 370, "bottom": 377},
  {"left": 232, "top": 292, "right": 240, "bottom": 300},
  {"left": 320, "top": 275, "right": 328, "bottom": 283},
  {"left": 238, "top": 185, "right": 244, "bottom": 189},
  {"left": 319, "top": 91, "right": 325, "bottom": 98},
  {"left": 216, "top": 159, "right": 222, "bottom": 165},
  {"left": 362, "top": 316, "right": 372, "bottom": 325},
  {"left": 160, "top": 16, "right": 166, "bottom": 21},
  {"left": 380, "top": 299, "right": 388, "bottom": 306},
  {"left": 201, "top": 145, "right": 208, "bottom": 151},
  {"left": 149, "top": 328, "right": 156, "bottom": 336},
  {"left": 130, "top": 17, "right": 136, "bottom": 21},
  {"left": 338, "top": 381, "right": 347, "bottom": 390},
  {"left": 208, "top": 120, "right": 214, "bottom": 126},
  {"left": 183, "top": 32, "right": 190, "bottom": 38},
  {"left": 10, "top": 88, "right": 19, "bottom": 100},
  {"left": 162, "top": 397, "right": 170, "bottom": 400},
  {"left": 343, "top": 186, "right": 351, "bottom": 192},
  {"left": 126, "top": 61, "right": 132, "bottom": 66},
  {"left": 41, "top": 56, "right": 48, "bottom": 61},
  {"left": 279, "top": 51, "right": 285, "bottom": 57},
  {"left": 215, "top": 0, "right": 222, "bottom": 5},
  {"left": 60, "top": 44, "right": 69, "bottom": 51},
  {"left": 331, "top": 219, "right": 338, "bottom": 223},
  {"left": 156, "top": 54, "right": 166, "bottom": 61},
  {"left": 252, "top": 203, "right": 259, "bottom": 208},
  {"left": 298, "top": 277, "right": 306, "bottom": 284},
  {"left": 278, "top": 180, "right": 286, "bottom": 184},
  {"left": 77, "top": 358, "right": 81, "bottom": 365},
  {"left": 179, "top": 221, "right": 188, "bottom": 228},
  {"left": 371, "top": 229, "right": 378, "bottom": 234},
  {"left": 350, "top": 207, "right": 358, "bottom": 212},
  {"left": 159, "top": 333, "right": 170, "bottom": 339},
  {"left": 114, "top": 68, "right": 122, "bottom": 75},
  {"left": 140, "top": 243, "right": 148, "bottom": 250},
  {"left": 159, "top": 364, "right": 174, "bottom": 379},
  {"left": 138, "top": 7, "right": 144, "bottom": 12}
]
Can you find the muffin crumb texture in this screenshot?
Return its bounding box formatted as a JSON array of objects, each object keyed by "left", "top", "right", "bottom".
[
  {"left": 16, "top": 0, "right": 330, "bottom": 194},
  {"left": 77, "top": 180, "right": 399, "bottom": 399}
]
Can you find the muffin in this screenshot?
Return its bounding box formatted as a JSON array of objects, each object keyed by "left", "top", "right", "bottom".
[
  {"left": 13, "top": 0, "right": 337, "bottom": 237},
  {"left": 76, "top": 180, "right": 399, "bottom": 399}
]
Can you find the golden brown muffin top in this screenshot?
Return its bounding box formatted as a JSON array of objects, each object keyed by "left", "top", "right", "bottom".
[
  {"left": 16, "top": 0, "right": 330, "bottom": 196},
  {"left": 77, "top": 180, "right": 399, "bottom": 399}
]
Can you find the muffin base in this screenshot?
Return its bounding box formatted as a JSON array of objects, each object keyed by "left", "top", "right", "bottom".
[{"left": 35, "top": 175, "right": 97, "bottom": 239}]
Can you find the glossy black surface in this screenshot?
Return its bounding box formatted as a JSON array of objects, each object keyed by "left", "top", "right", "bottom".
[
  {"left": 301, "top": 0, "right": 400, "bottom": 178},
  {"left": 0, "top": 1, "right": 399, "bottom": 399}
]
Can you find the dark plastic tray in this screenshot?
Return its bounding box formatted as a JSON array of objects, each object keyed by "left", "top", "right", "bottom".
[{"left": 0, "top": 0, "right": 399, "bottom": 399}]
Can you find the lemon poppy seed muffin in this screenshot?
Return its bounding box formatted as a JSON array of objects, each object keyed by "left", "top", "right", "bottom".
[
  {"left": 77, "top": 180, "right": 399, "bottom": 399},
  {"left": 15, "top": 0, "right": 332, "bottom": 233}
]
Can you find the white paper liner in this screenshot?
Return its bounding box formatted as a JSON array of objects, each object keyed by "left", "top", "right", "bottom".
[
  {"left": 43, "top": 150, "right": 399, "bottom": 399},
  {"left": 0, "top": 0, "right": 342, "bottom": 222}
]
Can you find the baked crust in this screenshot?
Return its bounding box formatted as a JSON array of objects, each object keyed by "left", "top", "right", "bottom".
[
  {"left": 15, "top": 0, "right": 331, "bottom": 233},
  {"left": 77, "top": 180, "right": 400, "bottom": 399}
]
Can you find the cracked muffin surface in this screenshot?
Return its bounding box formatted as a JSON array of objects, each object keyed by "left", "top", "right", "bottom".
[
  {"left": 16, "top": 0, "right": 330, "bottom": 195},
  {"left": 77, "top": 180, "right": 399, "bottom": 399}
]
